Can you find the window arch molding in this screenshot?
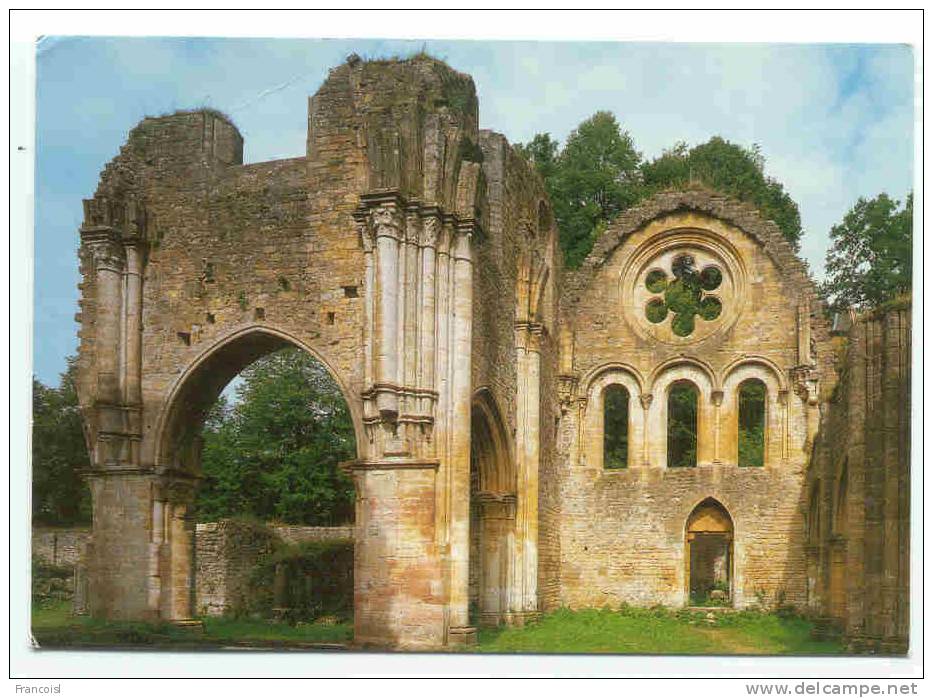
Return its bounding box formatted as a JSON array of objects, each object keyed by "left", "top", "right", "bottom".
[
  {"left": 721, "top": 359, "right": 787, "bottom": 467},
  {"left": 648, "top": 355, "right": 718, "bottom": 394},
  {"left": 581, "top": 364, "right": 645, "bottom": 470},
  {"left": 646, "top": 361, "right": 715, "bottom": 468}
]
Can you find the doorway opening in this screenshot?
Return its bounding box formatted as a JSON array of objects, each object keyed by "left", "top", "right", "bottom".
[{"left": 686, "top": 498, "right": 734, "bottom": 606}]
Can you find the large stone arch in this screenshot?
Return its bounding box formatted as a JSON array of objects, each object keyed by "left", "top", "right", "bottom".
[
  {"left": 73, "top": 55, "right": 557, "bottom": 649},
  {"left": 148, "top": 325, "right": 363, "bottom": 622},
  {"left": 154, "top": 324, "right": 364, "bottom": 471}
]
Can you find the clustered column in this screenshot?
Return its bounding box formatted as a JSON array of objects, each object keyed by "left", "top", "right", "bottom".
[{"left": 351, "top": 191, "right": 478, "bottom": 648}]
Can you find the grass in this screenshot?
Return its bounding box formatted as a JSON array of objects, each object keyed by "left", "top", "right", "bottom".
[
  {"left": 32, "top": 600, "right": 352, "bottom": 649},
  {"left": 33, "top": 601, "right": 844, "bottom": 655},
  {"left": 474, "top": 607, "right": 846, "bottom": 656}
]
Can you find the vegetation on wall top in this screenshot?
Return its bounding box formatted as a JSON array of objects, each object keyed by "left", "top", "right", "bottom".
[{"left": 517, "top": 115, "right": 803, "bottom": 268}]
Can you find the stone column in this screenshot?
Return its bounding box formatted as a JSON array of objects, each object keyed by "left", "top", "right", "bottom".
[
  {"left": 159, "top": 478, "right": 198, "bottom": 621},
  {"left": 476, "top": 493, "right": 516, "bottom": 627},
  {"left": 446, "top": 223, "right": 475, "bottom": 642},
  {"left": 639, "top": 393, "right": 653, "bottom": 467},
  {"left": 778, "top": 389, "right": 789, "bottom": 461},
  {"left": 511, "top": 321, "right": 542, "bottom": 621},
  {"left": 349, "top": 460, "right": 445, "bottom": 649},
  {"left": 373, "top": 205, "right": 402, "bottom": 420},
  {"left": 418, "top": 215, "right": 439, "bottom": 426},
  {"left": 711, "top": 389, "right": 724, "bottom": 463},
  {"left": 122, "top": 236, "right": 145, "bottom": 466},
  {"left": 81, "top": 227, "right": 126, "bottom": 465},
  {"left": 147, "top": 497, "right": 165, "bottom": 614}
]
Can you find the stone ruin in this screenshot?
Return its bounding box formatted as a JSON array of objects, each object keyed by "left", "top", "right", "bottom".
[{"left": 71, "top": 54, "right": 910, "bottom": 652}]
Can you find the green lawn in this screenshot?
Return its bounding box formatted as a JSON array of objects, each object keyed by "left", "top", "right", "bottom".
[
  {"left": 32, "top": 601, "right": 844, "bottom": 655},
  {"left": 31, "top": 601, "right": 352, "bottom": 649},
  {"left": 476, "top": 607, "right": 845, "bottom": 655}
]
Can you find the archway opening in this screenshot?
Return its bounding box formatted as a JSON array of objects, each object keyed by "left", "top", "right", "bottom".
[
  {"left": 737, "top": 378, "right": 766, "bottom": 467},
  {"left": 468, "top": 392, "right": 517, "bottom": 627},
  {"left": 158, "top": 330, "right": 359, "bottom": 623},
  {"left": 603, "top": 384, "right": 630, "bottom": 469},
  {"left": 668, "top": 380, "right": 698, "bottom": 468},
  {"left": 686, "top": 498, "right": 733, "bottom": 606}
]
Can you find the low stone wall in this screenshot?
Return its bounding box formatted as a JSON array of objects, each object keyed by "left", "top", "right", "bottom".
[
  {"left": 270, "top": 525, "right": 354, "bottom": 545},
  {"left": 195, "top": 521, "right": 354, "bottom": 616},
  {"left": 194, "top": 520, "right": 278, "bottom": 617},
  {"left": 32, "top": 527, "right": 90, "bottom": 567},
  {"left": 33, "top": 521, "right": 354, "bottom": 618}
]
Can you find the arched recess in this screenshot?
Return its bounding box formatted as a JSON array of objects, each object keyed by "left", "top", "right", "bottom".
[
  {"left": 155, "top": 324, "right": 363, "bottom": 471},
  {"left": 647, "top": 360, "right": 714, "bottom": 467},
  {"left": 807, "top": 481, "right": 822, "bottom": 546},
  {"left": 805, "top": 480, "right": 823, "bottom": 612},
  {"left": 721, "top": 358, "right": 788, "bottom": 467},
  {"left": 469, "top": 389, "right": 518, "bottom": 627},
  {"left": 150, "top": 324, "right": 362, "bottom": 621},
  {"left": 685, "top": 498, "right": 734, "bottom": 606},
  {"left": 829, "top": 461, "right": 849, "bottom": 620},
  {"left": 581, "top": 364, "right": 645, "bottom": 469}
]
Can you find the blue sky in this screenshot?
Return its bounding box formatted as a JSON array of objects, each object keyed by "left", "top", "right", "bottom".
[{"left": 33, "top": 37, "right": 915, "bottom": 385}]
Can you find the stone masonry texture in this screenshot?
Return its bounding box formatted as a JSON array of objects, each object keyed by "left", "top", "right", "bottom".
[{"left": 71, "top": 54, "right": 911, "bottom": 652}]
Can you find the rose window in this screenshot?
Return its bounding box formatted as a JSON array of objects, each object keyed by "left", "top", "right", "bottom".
[{"left": 642, "top": 253, "right": 724, "bottom": 337}]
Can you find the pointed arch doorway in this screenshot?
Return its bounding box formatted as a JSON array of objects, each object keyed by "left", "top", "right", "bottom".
[
  {"left": 686, "top": 498, "right": 734, "bottom": 606},
  {"left": 469, "top": 391, "right": 518, "bottom": 627}
]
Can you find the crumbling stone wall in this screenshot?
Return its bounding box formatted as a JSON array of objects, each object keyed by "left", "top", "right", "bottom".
[
  {"left": 553, "top": 190, "right": 834, "bottom": 611},
  {"left": 71, "top": 52, "right": 909, "bottom": 651},
  {"left": 194, "top": 520, "right": 277, "bottom": 616},
  {"left": 806, "top": 301, "right": 911, "bottom": 654},
  {"left": 33, "top": 522, "right": 354, "bottom": 618},
  {"left": 32, "top": 527, "right": 90, "bottom": 567},
  {"left": 74, "top": 53, "right": 544, "bottom": 648}
]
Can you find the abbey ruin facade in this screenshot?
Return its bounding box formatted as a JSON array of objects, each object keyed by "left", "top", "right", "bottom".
[{"left": 73, "top": 55, "right": 911, "bottom": 652}]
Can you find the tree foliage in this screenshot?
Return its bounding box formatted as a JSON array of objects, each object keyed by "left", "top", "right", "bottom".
[
  {"left": 518, "top": 118, "right": 804, "bottom": 267},
  {"left": 196, "top": 348, "right": 356, "bottom": 526},
  {"left": 822, "top": 193, "right": 913, "bottom": 310},
  {"left": 667, "top": 382, "right": 698, "bottom": 468},
  {"left": 641, "top": 137, "right": 802, "bottom": 251},
  {"left": 32, "top": 359, "right": 91, "bottom": 525},
  {"left": 737, "top": 380, "right": 766, "bottom": 468},
  {"left": 520, "top": 113, "right": 642, "bottom": 268}
]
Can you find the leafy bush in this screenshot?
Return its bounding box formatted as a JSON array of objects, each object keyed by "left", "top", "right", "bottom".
[
  {"left": 32, "top": 557, "right": 74, "bottom": 609},
  {"left": 244, "top": 539, "right": 354, "bottom": 623}
]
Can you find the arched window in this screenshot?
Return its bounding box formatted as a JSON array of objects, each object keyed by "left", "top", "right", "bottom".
[
  {"left": 603, "top": 385, "right": 629, "bottom": 469},
  {"left": 668, "top": 380, "right": 698, "bottom": 468},
  {"left": 737, "top": 378, "right": 766, "bottom": 467}
]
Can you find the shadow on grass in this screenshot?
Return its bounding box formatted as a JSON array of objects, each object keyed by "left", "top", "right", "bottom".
[
  {"left": 32, "top": 601, "right": 352, "bottom": 650},
  {"left": 33, "top": 601, "right": 846, "bottom": 655}
]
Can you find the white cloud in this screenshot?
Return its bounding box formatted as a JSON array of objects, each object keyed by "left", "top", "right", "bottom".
[{"left": 33, "top": 37, "right": 915, "bottom": 381}]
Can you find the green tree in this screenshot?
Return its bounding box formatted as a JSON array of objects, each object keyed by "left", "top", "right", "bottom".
[
  {"left": 521, "top": 112, "right": 642, "bottom": 268},
  {"left": 520, "top": 121, "right": 804, "bottom": 266},
  {"left": 822, "top": 193, "right": 913, "bottom": 310},
  {"left": 196, "top": 348, "right": 356, "bottom": 525},
  {"left": 641, "top": 137, "right": 803, "bottom": 250},
  {"left": 667, "top": 382, "right": 698, "bottom": 469},
  {"left": 514, "top": 133, "right": 559, "bottom": 182},
  {"left": 32, "top": 359, "right": 91, "bottom": 525}
]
